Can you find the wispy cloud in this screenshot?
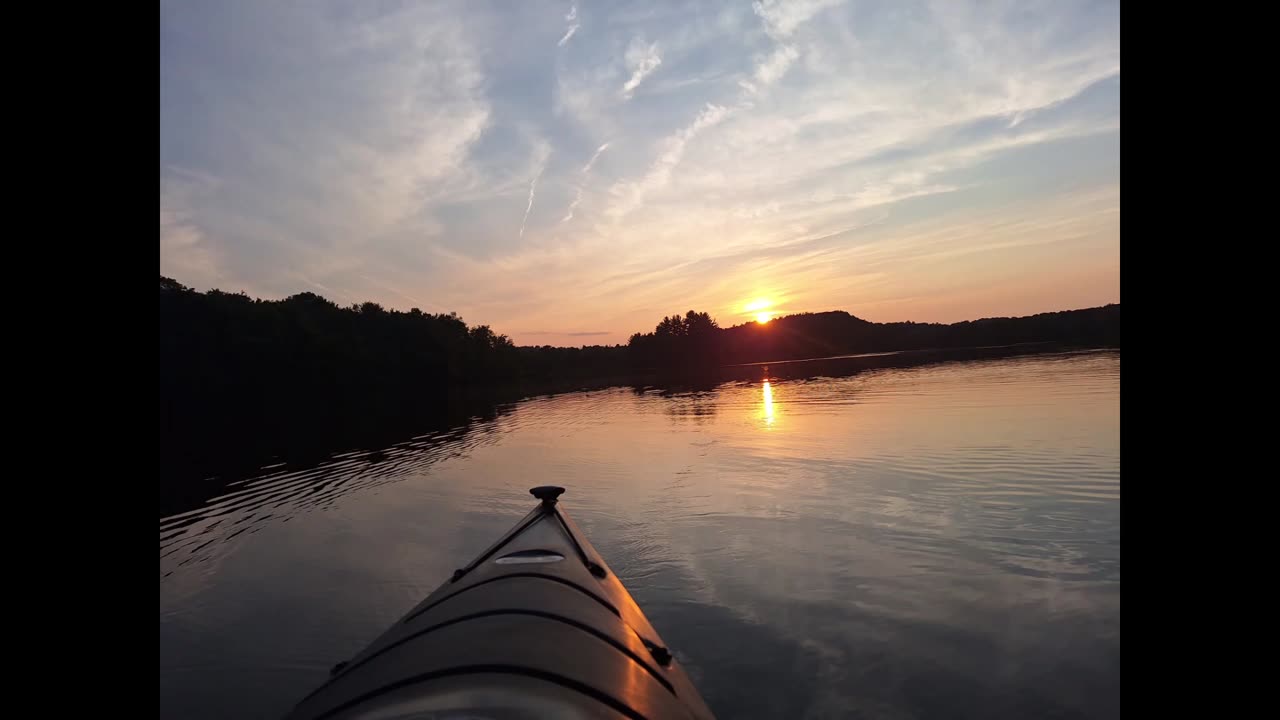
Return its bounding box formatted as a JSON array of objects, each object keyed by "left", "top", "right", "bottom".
[
  {"left": 160, "top": 0, "right": 491, "bottom": 298},
  {"left": 519, "top": 143, "right": 552, "bottom": 240},
  {"left": 608, "top": 103, "right": 730, "bottom": 218},
  {"left": 621, "top": 37, "right": 662, "bottom": 99},
  {"left": 160, "top": 206, "right": 220, "bottom": 289},
  {"left": 356, "top": 273, "right": 429, "bottom": 310},
  {"left": 738, "top": 0, "right": 828, "bottom": 96},
  {"left": 161, "top": 0, "right": 1119, "bottom": 345},
  {"left": 740, "top": 44, "right": 799, "bottom": 94},
  {"left": 604, "top": 3, "right": 815, "bottom": 219},
  {"left": 522, "top": 330, "right": 611, "bottom": 337},
  {"left": 583, "top": 141, "right": 610, "bottom": 173},
  {"left": 752, "top": 0, "right": 844, "bottom": 39},
  {"left": 160, "top": 166, "right": 224, "bottom": 290},
  {"left": 562, "top": 142, "right": 611, "bottom": 223},
  {"left": 562, "top": 190, "right": 586, "bottom": 223},
  {"left": 558, "top": 5, "right": 580, "bottom": 46}
]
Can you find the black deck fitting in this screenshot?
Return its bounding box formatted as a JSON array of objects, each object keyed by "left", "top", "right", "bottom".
[
  {"left": 649, "top": 645, "right": 672, "bottom": 666},
  {"left": 530, "top": 486, "right": 566, "bottom": 506}
]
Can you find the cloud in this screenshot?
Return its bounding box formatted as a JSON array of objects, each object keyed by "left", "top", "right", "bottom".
[
  {"left": 356, "top": 273, "right": 430, "bottom": 309},
  {"left": 561, "top": 189, "right": 585, "bottom": 223},
  {"left": 160, "top": 0, "right": 491, "bottom": 299},
  {"left": 752, "top": 0, "right": 844, "bottom": 39},
  {"left": 160, "top": 167, "right": 224, "bottom": 290},
  {"left": 740, "top": 44, "right": 799, "bottom": 94},
  {"left": 583, "top": 141, "right": 611, "bottom": 173},
  {"left": 522, "top": 330, "right": 611, "bottom": 337},
  {"left": 558, "top": 4, "right": 583, "bottom": 47},
  {"left": 621, "top": 37, "right": 663, "bottom": 98},
  {"left": 160, "top": 206, "right": 220, "bottom": 290},
  {"left": 519, "top": 142, "right": 552, "bottom": 240},
  {"left": 559, "top": 5, "right": 580, "bottom": 47},
  {"left": 562, "top": 142, "right": 611, "bottom": 223},
  {"left": 161, "top": 0, "right": 1119, "bottom": 344},
  {"left": 608, "top": 103, "right": 730, "bottom": 218}
]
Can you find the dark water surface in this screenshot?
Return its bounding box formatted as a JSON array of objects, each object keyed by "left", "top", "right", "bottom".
[{"left": 160, "top": 350, "right": 1119, "bottom": 719}]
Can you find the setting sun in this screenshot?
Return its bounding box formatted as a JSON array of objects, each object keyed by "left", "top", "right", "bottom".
[{"left": 744, "top": 298, "right": 775, "bottom": 324}]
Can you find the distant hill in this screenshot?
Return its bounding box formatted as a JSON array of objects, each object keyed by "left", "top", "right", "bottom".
[{"left": 628, "top": 304, "right": 1119, "bottom": 368}]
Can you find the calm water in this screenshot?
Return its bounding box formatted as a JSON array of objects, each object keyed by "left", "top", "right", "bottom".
[{"left": 160, "top": 350, "right": 1119, "bottom": 719}]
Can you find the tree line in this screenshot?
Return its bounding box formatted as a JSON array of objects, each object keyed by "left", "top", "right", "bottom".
[
  {"left": 159, "top": 276, "right": 632, "bottom": 481},
  {"left": 160, "top": 275, "right": 1118, "bottom": 481},
  {"left": 626, "top": 305, "right": 1119, "bottom": 367}
]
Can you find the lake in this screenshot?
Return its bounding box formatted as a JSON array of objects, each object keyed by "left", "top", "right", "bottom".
[{"left": 160, "top": 349, "right": 1120, "bottom": 719}]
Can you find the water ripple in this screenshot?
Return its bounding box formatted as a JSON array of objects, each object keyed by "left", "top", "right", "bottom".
[{"left": 162, "top": 350, "right": 1119, "bottom": 720}]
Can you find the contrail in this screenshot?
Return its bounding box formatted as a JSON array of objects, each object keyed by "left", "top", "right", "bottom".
[
  {"left": 582, "top": 142, "right": 610, "bottom": 173},
  {"left": 562, "top": 142, "right": 610, "bottom": 223},
  {"left": 558, "top": 4, "right": 579, "bottom": 47},
  {"left": 519, "top": 164, "right": 546, "bottom": 240},
  {"left": 561, "top": 186, "right": 585, "bottom": 223}
]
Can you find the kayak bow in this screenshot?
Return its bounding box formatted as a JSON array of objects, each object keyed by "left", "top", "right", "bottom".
[{"left": 285, "top": 486, "right": 716, "bottom": 719}]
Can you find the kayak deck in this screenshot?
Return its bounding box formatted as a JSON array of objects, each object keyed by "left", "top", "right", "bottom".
[{"left": 285, "top": 486, "right": 716, "bottom": 719}]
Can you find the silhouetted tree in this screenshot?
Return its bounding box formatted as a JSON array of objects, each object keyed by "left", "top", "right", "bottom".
[
  {"left": 628, "top": 305, "right": 1118, "bottom": 370},
  {"left": 161, "top": 274, "right": 1118, "bottom": 485}
]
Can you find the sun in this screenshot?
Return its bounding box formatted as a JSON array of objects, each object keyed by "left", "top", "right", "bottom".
[{"left": 743, "top": 297, "right": 775, "bottom": 324}]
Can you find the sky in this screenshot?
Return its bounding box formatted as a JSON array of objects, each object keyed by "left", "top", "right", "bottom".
[{"left": 160, "top": 0, "right": 1119, "bottom": 346}]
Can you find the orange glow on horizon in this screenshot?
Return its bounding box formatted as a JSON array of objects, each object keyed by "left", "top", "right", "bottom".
[{"left": 744, "top": 297, "right": 775, "bottom": 325}]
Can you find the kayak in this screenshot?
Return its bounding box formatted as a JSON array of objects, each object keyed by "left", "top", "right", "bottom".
[{"left": 284, "top": 486, "right": 717, "bottom": 719}]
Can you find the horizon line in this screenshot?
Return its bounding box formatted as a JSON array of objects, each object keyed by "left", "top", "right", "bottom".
[{"left": 160, "top": 274, "right": 1117, "bottom": 348}]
